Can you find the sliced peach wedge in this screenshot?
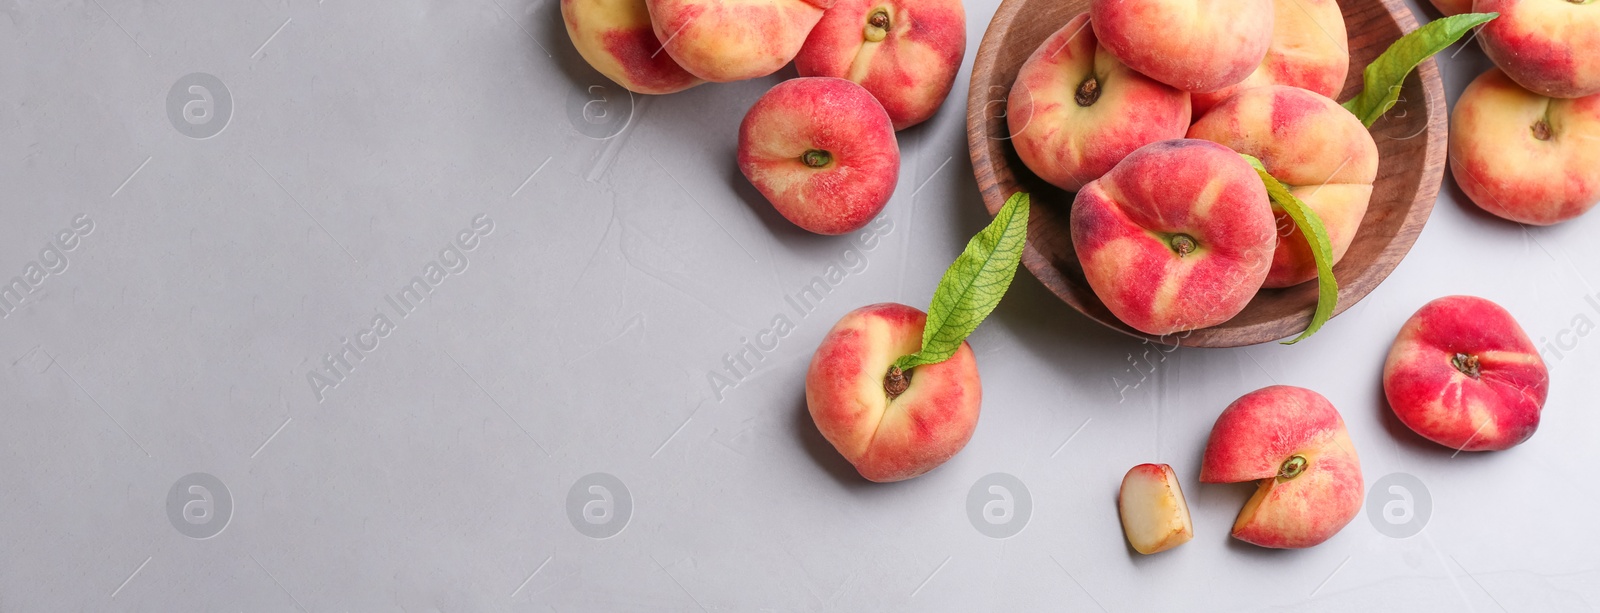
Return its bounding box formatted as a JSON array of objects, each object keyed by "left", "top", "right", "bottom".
[{"left": 1118, "top": 463, "right": 1194, "bottom": 554}]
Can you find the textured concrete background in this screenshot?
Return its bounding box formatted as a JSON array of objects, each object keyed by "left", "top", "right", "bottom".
[{"left": 1, "top": 0, "right": 1596, "bottom": 610}]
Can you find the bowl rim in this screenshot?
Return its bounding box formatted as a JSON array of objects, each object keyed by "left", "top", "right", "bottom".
[{"left": 964, "top": 0, "right": 1448, "bottom": 348}]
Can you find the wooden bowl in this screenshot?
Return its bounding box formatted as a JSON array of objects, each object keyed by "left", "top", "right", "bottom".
[{"left": 966, "top": 0, "right": 1447, "bottom": 347}]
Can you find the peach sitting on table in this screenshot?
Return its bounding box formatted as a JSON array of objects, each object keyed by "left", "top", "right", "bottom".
[
  {"left": 1202, "top": 385, "right": 1363, "bottom": 549},
  {"left": 561, "top": 0, "right": 703, "bottom": 94},
  {"left": 738, "top": 77, "right": 900, "bottom": 235},
  {"left": 1383, "top": 295, "right": 1549, "bottom": 452},
  {"left": 795, "top": 0, "right": 966, "bottom": 130},
  {"left": 1477, "top": 0, "right": 1600, "bottom": 99},
  {"left": 1449, "top": 67, "right": 1600, "bottom": 226},
  {"left": 806, "top": 303, "right": 982, "bottom": 482},
  {"left": 647, "top": 0, "right": 835, "bottom": 82}
]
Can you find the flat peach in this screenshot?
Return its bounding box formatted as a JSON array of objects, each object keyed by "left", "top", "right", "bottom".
[
  {"left": 562, "top": 0, "right": 703, "bottom": 94},
  {"left": 1090, "top": 0, "right": 1274, "bottom": 93},
  {"left": 738, "top": 77, "right": 900, "bottom": 235},
  {"left": 1191, "top": 0, "right": 1348, "bottom": 117},
  {"left": 807, "top": 303, "right": 982, "bottom": 482},
  {"left": 1478, "top": 0, "right": 1600, "bottom": 99},
  {"left": 795, "top": 0, "right": 965, "bottom": 130},
  {"left": 1384, "top": 296, "right": 1548, "bottom": 451},
  {"left": 1202, "top": 386, "right": 1362, "bottom": 549},
  {"left": 1071, "top": 139, "right": 1275, "bottom": 335},
  {"left": 1450, "top": 67, "right": 1600, "bottom": 225},
  {"left": 1008, "top": 13, "right": 1190, "bottom": 191},
  {"left": 1189, "top": 86, "right": 1379, "bottom": 287},
  {"left": 647, "top": 0, "right": 834, "bottom": 82}
]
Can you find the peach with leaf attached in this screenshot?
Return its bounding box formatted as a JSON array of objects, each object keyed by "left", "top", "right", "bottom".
[
  {"left": 806, "top": 194, "right": 1029, "bottom": 482},
  {"left": 1189, "top": 85, "right": 1379, "bottom": 288}
]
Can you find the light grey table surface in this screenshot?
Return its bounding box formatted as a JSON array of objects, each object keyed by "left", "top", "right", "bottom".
[{"left": 2, "top": 1, "right": 1596, "bottom": 611}]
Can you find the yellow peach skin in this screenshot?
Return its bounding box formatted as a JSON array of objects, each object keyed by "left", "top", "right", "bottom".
[
  {"left": 1450, "top": 67, "right": 1600, "bottom": 225},
  {"left": 1191, "top": 0, "right": 1349, "bottom": 117},
  {"left": 563, "top": 0, "right": 704, "bottom": 94},
  {"left": 1383, "top": 296, "right": 1548, "bottom": 451},
  {"left": 1008, "top": 13, "right": 1190, "bottom": 191},
  {"left": 647, "top": 0, "right": 834, "bottom": 82},
  {"left": 1189, "top": 86, "right": 1379, "bottom": 288},
  {"left": 1090, "top": 0, "right": 1274, "bottom": 93}
]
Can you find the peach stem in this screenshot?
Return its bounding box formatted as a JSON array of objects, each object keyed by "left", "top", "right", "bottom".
[
  {"left": 1075, "top": 77, "right": 1100, "bottom": 107},
  {"left": 1169, "top": 234, "right": 1197, "bottom": 256},
  {"left": 883, "top": 366, "right": 911, "bottom": 400},
  {"left": 1277, "top": 455, "right": 1307, "bottom": 481},
  {"left": 864, "top": 11, "right": 889, "bottom": 42},
  {"left": 801, "top": 149, "right": 833, "bottom": 168},
  {"left": 1452, "top": 352, "right": 1481, "bottom": 379}
]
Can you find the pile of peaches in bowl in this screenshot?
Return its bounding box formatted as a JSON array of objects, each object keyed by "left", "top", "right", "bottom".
[
  {"left": 972, "top": 0, "right": 1600, "bottom": 345},
  {"left": 973, "top": 0, "right": 1417, "bottom": 347},
  {"left": 972, "top": 0, "right": 1600, "bottom": 348}
]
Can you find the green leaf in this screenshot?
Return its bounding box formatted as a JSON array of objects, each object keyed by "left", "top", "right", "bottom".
[
  {"left": 893, "top": 192, "right": 1031, "bottom": 371},
  {"left": 1240, "top": 155, "right": 1337, "bottom": 345},
  {"left": 1342, "top": 12, "right": 1497, "bottom": 126}
]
